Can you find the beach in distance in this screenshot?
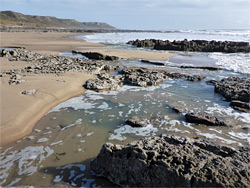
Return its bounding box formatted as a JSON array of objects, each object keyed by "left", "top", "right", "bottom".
[{"left": 0, "top": 5, "right": 250, "bottom": 188}]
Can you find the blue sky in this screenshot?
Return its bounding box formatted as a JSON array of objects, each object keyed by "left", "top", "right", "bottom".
[{"left": 0, "top": 0, "right": 249, "bottom": 30}]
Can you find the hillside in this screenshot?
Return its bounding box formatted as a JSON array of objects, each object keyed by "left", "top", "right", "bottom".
[{"left": 0, "top": 11, "right": 117, "bottom": 30}]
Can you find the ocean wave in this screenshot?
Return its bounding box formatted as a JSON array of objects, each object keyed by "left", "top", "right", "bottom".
[{"left": 209, "top": 53, "right": 250, "bottom": 74}]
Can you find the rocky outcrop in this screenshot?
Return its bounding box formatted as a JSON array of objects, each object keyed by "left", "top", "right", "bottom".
[
  {"left": 213, "top": 77, "right": 250, "bottom": 112},
  {"left": 91, "top": 135, "right": 250, "bottom": 187},
  {"left": 185, "top": 112, "right": 229, "bottom": 126},
  {"left": 121, "top": 67, "right": 165, "bottom": 87},
  {"left": 78, "top": 52, "right": 119, "bottom": 61},
  {"left": 21, "top": 89, "right": 36, "bottom": 95},
  {"left": 84, "top": 73, "right": 123, "bottom": 91},
  {"left": 8, "top": 74, "right": 25, "bottom": 85},
  {"left": 214, "top": 77, "right": 250, "bottom": 102},
  {"left": 127, "top": 39, "right": 250, "bottom": 53},
  {"left": 1, "top": 49, "right": 120, "bottom": 83}
]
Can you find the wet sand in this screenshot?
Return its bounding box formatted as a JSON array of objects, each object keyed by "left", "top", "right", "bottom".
[{"left": 77, "top": 48, "right": 174, "bottom": 61}]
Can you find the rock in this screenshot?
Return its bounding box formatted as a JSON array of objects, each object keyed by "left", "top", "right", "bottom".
[
  {"left": 180, "top": 66, "right": 222, "bottom": 71},
  {"left": 125, "top": 116, "right": 147, "bottom": 127},
  {"left": 122, "top": 67, "right": 165, "bottom": 87},
  {"left": 91, "top": 135, "right": 250, "bottom": 187},
  {"left": 22, "top": 89, "right": 36, "bottom": 95},
  {"left": 127, "top": 39, "right": 250, "bottom": 53},
  {"left": 230, "top": 100, "right": 250, "bottom": 113},
  {"left": 214, "top": 77, "right": 250, "bottom": 102},
  {"left": 187, "top": 75, "right": 205, "bottom": 82},
  {"left": 80, "top": 52, "right": 119, "bottom": 61},
  {"left": 84, "top": 73, "right": 123, "bottom": 91},
  {"left": 140, "top": 59, "right": 165, "bottom": 66},
  {"left": 185, "top": 112, "right": 229, "bottom": 126}
]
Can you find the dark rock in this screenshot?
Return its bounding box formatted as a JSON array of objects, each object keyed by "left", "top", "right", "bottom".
[
  {"left": 230, "top": 100, "right": 250, "bottom": 113},
  {"left": 127, "top": 39, "right": 250, "bottom": 53},
  {"left": 125, "top": 116, "right": 147, "bottom": 127},
  {"left": 141, "top": 59, "right": 165, "bottom": 66},
  {"left": 185, "top": 112, "right": 229, "bottom": 126},
  {"left": 180, "top": 66, "right": 222, "bottom": 71},
  {"left": 91, "top": 135, "right": 250, "bottom": 187},
  {"left": 80, "top": 52, "right": 119, "bottom": 61},
  {"left": 214, "top": 77, "right": 250, "bottom": 102},
  {"left": 187, "top": 75, "right": 205, "bottom": 82}
]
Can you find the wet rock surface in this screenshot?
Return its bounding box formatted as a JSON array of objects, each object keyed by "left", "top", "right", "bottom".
[
  {"left": 230, "top": 100, "right": 250, "bottom": 113},
  {"left": 127, "top": 39, "right": 250, "bottom": 53},
  {"left": 214, "top": 77, "right": 250, "bottom": 102},
  {"left": 91, "top": 135, "right": 250, "bottom": 187},
  {"left": 212, "top": 77, "right": 250, "bottom": 112},
  {"left": 140, "top": 59, "right": 165, "bottom": 66},
  {"left": 187, "top": 75, "right": 205, "bottom": 82},
  {"left": 185, "top": 112, "right": 229, "bottom": 126}
]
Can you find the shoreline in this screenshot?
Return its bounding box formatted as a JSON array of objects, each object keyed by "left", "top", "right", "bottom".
[
  {"left": 0, "top": 32, "right": 174, "bottom": 147},
  {"left": 0, "top": 32, "right": 101, "bottom": 146}
]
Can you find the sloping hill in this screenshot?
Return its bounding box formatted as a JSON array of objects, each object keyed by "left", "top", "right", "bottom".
[{"left": 0, "top": 11, "right": 116, "bottom": 30}]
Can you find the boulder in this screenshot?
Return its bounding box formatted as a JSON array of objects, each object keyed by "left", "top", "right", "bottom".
[
  {"left": 91, "top": 135, "right": 250, "bottom": 187},
  {"left": 185, "top": 112, "right": 229, "bottom": 126}
]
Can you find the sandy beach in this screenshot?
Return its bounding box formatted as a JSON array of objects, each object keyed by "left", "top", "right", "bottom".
[
  {"left": 0, "top": 32, "right": 174, "bottom": 146},
  {"left": 0, "top": 32, "right": 101, "bottom": 146}
]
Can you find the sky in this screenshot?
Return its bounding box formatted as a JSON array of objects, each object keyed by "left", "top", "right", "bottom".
[{"left": 0, "top": 0, "right": 250, "bottom": 30}]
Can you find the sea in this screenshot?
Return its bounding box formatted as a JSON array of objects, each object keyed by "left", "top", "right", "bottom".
[{"left": 1, "top": 29, "right": 250, "bottom": 187}]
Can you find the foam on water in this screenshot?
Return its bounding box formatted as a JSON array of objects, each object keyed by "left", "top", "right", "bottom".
[
  {"left": 209, "top": 53, "right": 250, "bottom": 74},
  {"left": 0, "top": 146, "right": 54, "bottom": 185}
]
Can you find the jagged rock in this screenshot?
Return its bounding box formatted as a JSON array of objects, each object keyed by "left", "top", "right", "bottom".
[
  {"left": 125, "top": 116, "right": 147, "bottom": 127},
  {"left": 80, "top": 52, "right": 119, "bottom": 61},
  {"left": 214, "top": 77, "right": 250, "bottom": 102},
  {"left": 185, "top": 112, "right": 229, "bottom": 126},
  {"left": 127, "top": 39, "right": 250, "bottom": 53},
  {"left": 122, "top": 67, "right": 165, "bottom": 87},
  {"left": 91, "top": 135, "right": 250, "bottom": 187},
  {"left": 230, "top": 100, "right": 250, "bottom": 113},
  {"left": 187, "top": 75, "right": 205, "bottom": 82},
  {"left": 8, "top": 74, "right": 25, "bottom": 85},
  {"left": 21, "top": 89, "right": 36, "bottom": 95},
  {"left": 84, "top": 73, "right": 123, "bottom": 91}
]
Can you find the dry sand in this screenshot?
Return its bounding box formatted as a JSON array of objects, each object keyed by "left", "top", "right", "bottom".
[{"left": 0, "top": 32, "right": 174, "bottom": 146}]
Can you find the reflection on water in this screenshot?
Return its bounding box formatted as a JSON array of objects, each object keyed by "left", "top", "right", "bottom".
[{"left": 1, "top": 59, "right": 249, "bottom": 187}]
